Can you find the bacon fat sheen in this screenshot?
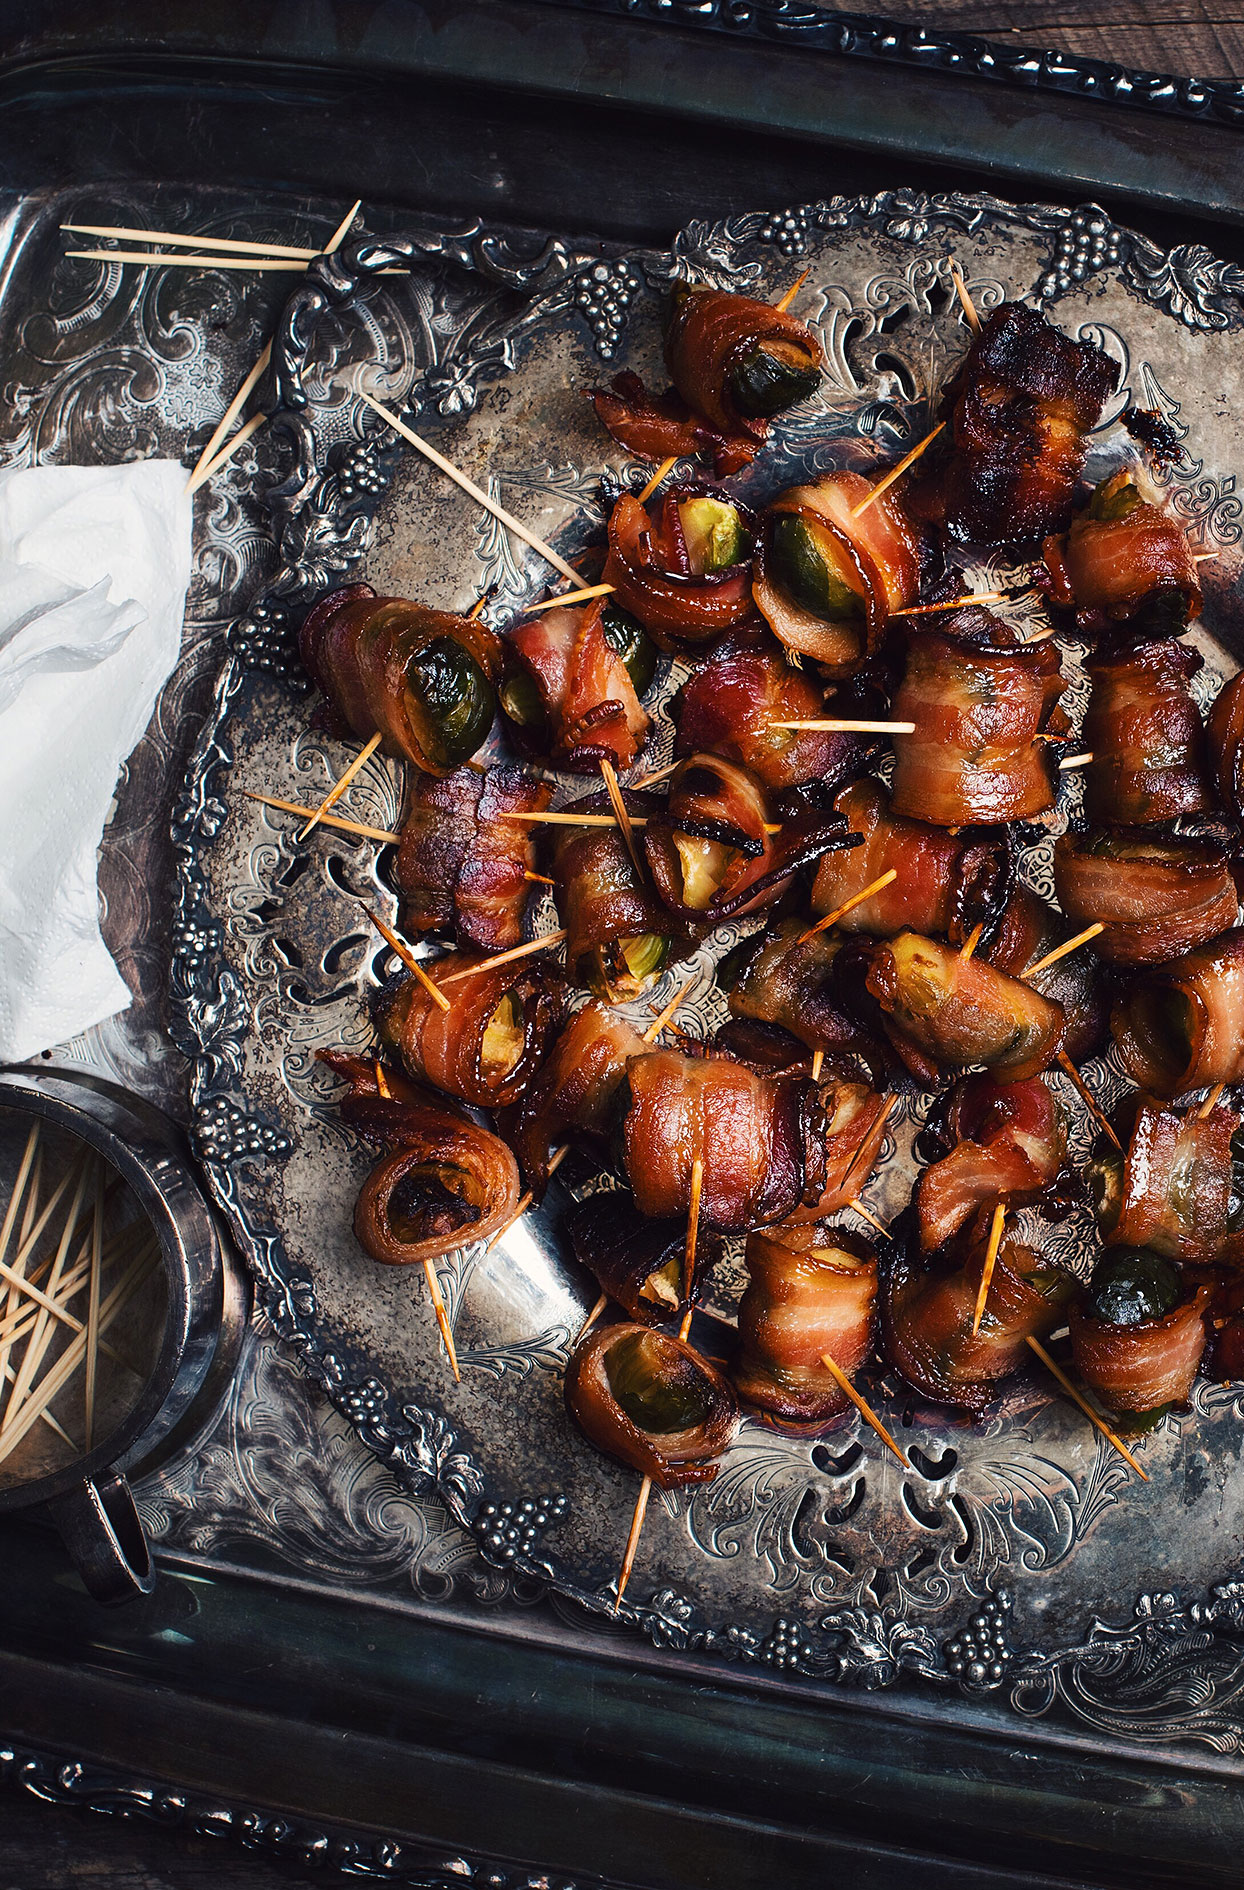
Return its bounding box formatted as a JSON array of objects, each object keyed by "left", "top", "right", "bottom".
[
  {"left": 374, "top": 954, "right": 563, "bottom": 1110},
  {"left": 1053, "top": 830, "right": 1239, "bottom": 967},
  {"left": 1081, "top": 638, "right": 1212, "bottom": 826},
  {"left": 810, "top": 779, "right": 1011, "bottom": 942},
  {"left": 1042, "top": 490, "right": 1200, "bottom": 634},
  {"left": 734, "top": 1224, "right": 877, "bottom": 1423},
  {"left": 1095, "top": 1101, "right": 1244, "bottom": 1265},
  {"left": 1111, "top": 926, "right": 1244, "bottom": 1098},
  {"left": 1070, "top": 1284, "right": 1211, "bottom": 1415},
  {"left": 866, "top": 931, "right": 1064, "bottom": 1086}
]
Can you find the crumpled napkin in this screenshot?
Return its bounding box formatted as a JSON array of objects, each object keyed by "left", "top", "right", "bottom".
[{"left": 0, "top": 461, "right": 192, "bottom": 1062}]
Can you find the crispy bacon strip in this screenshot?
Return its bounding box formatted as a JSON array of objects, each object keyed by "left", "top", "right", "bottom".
[
  {"left": 374, "top": 954, "right": 563, "bottom": 1110},
  {"left": 673, "top": 628, "right": 876, "bottom": 801},
  {"left": 983, "top": 884, "right": 1111, "bottom": 1063},
  {"left": 1053, "top": 830, "right": 1239, "bottom": 967},
  {"left": 725, "top": 919, "right": 883, "bottom": 1073},
  {"left": 506, "top": 598, "right": 650, "bottom": 772},
  {"left": 589, "top": 369, "right": 708, "bottom": 465},
  {"left": 1042, "top": 496, "right": 1200, "bottom": 635},
  {"left": 1095, "top": 1101, "right": 1244, "bottom": 1264},
  {"left": 566, "top": 1191, "right": 721, "bottom": 1327},
  {"left": 1081, "top": 638, "right": 1211, "bottom": 825},
  {"left": 787, "top": 1082, "right": 895, "bottom": 1222},
  {"left": 867, "top": 931, "right": 1064, "bottom": 1086},
  {"left": 548, "top": 790, "right": 686, "bottom": 994},
  {"left": 565, "top": 1322, "right": 739, "bottom": 1488},
  {"left": 917, "top": 1075, "right": 1066, "bottom": 1253},
  {"left": 299, "top": 583, "right": 503, "bottom": 775},
  {"left": 643, "top": 753, "right": 858, "bottom": 927},
  {"left": 734, "top": 1224, "right": 878, "bottom": 1423},
  {"left": 933, "top": 302, "right": 1117, "bottom": 545},
  {"left": 810, "top": 780, "right": 1011, "bottom": 941},
  {"left": 1112, "top": 926, "right": 1244, "bottom": 1098},
  {"left": 621, "top": 1049, "right": 824, "bottom": 1231},
  {"left": 753, "top": 472, "right": 921, "bottom": 675},
  {"left": 393, "top": 764, "right": 552, "bottom": 951},
  {"left": 602, "top": 491, "right": 755, "bottom": 651},
  {"left": 1208, "top": 671, "right": 1244, "bottom": 823},
  {"left": 1070, "top": 1283, "right": 1211, "bottom": 1415},
  {"left": 890, "top": 613, "right": 1066, "bottom": 826},
  {"left": 320, "top": 1051, "right": 520, "bottom": 1266},
  {"left": 509, "top": 1000, "right": 646, "bottom": 1197},
  {"left": 881, "top": 1208, "right": 1072, "bottom": 1415}
]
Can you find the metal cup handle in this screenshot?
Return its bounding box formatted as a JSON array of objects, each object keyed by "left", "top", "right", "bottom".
[{"left": 46, "top": 1469, "right": 154, "bottom": 1605}]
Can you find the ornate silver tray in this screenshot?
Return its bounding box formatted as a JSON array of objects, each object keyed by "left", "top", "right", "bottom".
[{"left": 171, "top": 189, "right": 1244, "bottom": 1708}]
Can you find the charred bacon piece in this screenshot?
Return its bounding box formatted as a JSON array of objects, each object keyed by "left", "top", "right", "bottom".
[
  {"left": 374, "top": 953, "right": 563, "bottom": 1111},
  {"left": 810, "top": 779, "right": 1011, "bottom": 943},
  {"left": 320, "top": 1051, "right": 520, "bottom": 1266},
  {"left": 881, "top": 1206, "right": 1072, "bottom": 1416},
  {"left": 393, "top": 763, "right": 552, "bottom": 952},
  {"left": 1088, "top": 1100, "right": 1244, "bottom": 1266},
  {"left": 299, "top": 583, "right": 502, "bottom": 776},
  {"left": 890, "top": 612, "right": 1067, "bottom": 826},
  {"left": 602, "top": 489, "right": 755, "bottom": 653},
  {"left": 621, "top": 1049, "right": 825, "bottom": 1232},
  {"left": 935, "top": 301, "right": 1117, "bottom": 545},
  {"left": 734, "top": 1224, "right": 878, "bottom": 1423},
  {"left": 1112, "top": 926, "right": 1244, "bottom": 1099},
  {"left": 565, "top": 1321, "right": 739, "bottom": 1488},
  {"left": 1080, "top": 637, "right": 1212, "bottom": 826},
  {"left": 509, "top": 1000, "right": 646, "bottom": 1198},
  {"left": 590, "top": 286, "right": 824, "bottom": 477},
  {"left": 1053, "top": 829, "right": 1239, "bottom": 967},
  {"left": 1070, "top": 1251, "right": 1210, "bottom": 1419},
  {"left": 547, "top": 789, "right": 686, "bottom": 1000},
  {"left": 1041, "top": 468, "right": 1200, "bottom": 637},
  {"left": 672, "top": 628, "right": 877, "bottom": 802},
  {"left": 566, "top": 1191, "right": 720, "bottom": 1327},
  {"left": 917, "top": 1075, "right": 1067, "bottom": 1253},
  {"left": 1208, "top": 671, "right": 1244, "bottom": 823},
  {"left": 866, "top": 932, "right": 1065, "bottom": 1086},
  {"left": 502, "top": 597, "right": 654, "bottom": 772},
  {"left": 724, "top": 919, "right": 882, "bottom": 1073},
  {"left": 753, "top": 471, "right": 921, "bottom": 675},
  {"left": 643, "top": 753, "right": 859, "bottom": 927},
  {"left": 983, "top": 884, "right": 1111, "bottom": 1063}
]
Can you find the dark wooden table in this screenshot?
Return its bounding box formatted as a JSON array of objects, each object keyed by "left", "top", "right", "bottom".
[{"left": 6, "top": 2, "right": 1243, "bottom": 1886}]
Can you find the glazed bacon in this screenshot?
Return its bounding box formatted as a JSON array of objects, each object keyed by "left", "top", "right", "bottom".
[
  {"left": 373, "top": 954, "right": 563, "bottom": 1111},
  {"left": 505, "top": 598, "right": 650, "bottom": 771},
  {"left": 890, "top": 612, "right": 1066, "bottom": 826},
  {"left": 1070, "top": 1283, "right": 1211, "bottom": 1415},
  {"left": 1081, "top": 638, "right": 1212, "bottom": 826},
  {"left": 299, "top": 583, "right": 503, "bottom": 775},
  {"left": 1041, "top": 477, "right": 1200, "bottom": 636},
  {"left": 734, "top": 1225, "right": 877, "bottom": 1423},
  {"left": 1094, "top": 1101, "right": 1244, "bottom": 1265},
  {"left": 1208, "top": 671, "right": 1244, "bottom": 822},
  {"left": 1053, "top": 830, "right": 1239, "bottom": 967},
  {"left": 548, "top": 790, "right": 686, "bottom": 997},
  {"left": 320, "top": 1052, "right": 520, "bottom": 1267},
  {"left": 566, "top": 1191, "right": 720, "bottom": 1327},
  {"left": 1112, "top": 926, "right": 1244, "bottom": 1099},
  {"left": 809, "top": 780, "right": 1010, "bottom": 942},
  {"left": 983, "top": 884, "right": 1110, "bottom": 1062},
  {"left": 790, "top": 1082, "right": 895, "bottom": 1222},
  {"left": 881, "top": 1209, "right": 1072, "bottom": 1416},
  {"left": 725, "top": 919, "right": 882, "bottom": 1073},
  {"left": 643, "top": 753, "right": 858, "bottom": 927},
  {"left": 917, "top": 1075, "right": 1067, "bottom": 1253},
  {"left": 935, "top": 301, "right": 1117, "bottom": 545},
  {"left": 393, "top": 764, "right": 551, "bottom": 952},
  {"left": 752, "top": 472, "right": 921, "bottom": 675},
  {"left": 565, "top": 1322, "right": 739, "bottom": 1488},
  {"left": 866, "top": 932, "right": 1064, "bottom": 1087},
  {"left": 510, "top": 1000, "right": 646, "bottom": 1197},
  {"left": 621, "top": 1049, "right": 825, "bottom": 1232},
  {"left": 672, "top": 629, "right": 875, "bottom": 801},
  {"left": 602, "top": 491, "right": 754, "bottom": 652}
]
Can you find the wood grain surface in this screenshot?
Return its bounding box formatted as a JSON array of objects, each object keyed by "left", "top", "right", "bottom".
[{"left": 880, "top": 2, "right": 1244, "bottom": 81}]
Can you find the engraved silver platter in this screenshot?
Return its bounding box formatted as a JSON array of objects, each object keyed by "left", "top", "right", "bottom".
[{"left": 170, "top": 190, "right": 1244, "bottom": 1712}]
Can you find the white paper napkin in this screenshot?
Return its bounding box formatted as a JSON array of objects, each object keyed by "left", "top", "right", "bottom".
[{"left": 0, "top": 461, "right": 192, "bottom": 1063}]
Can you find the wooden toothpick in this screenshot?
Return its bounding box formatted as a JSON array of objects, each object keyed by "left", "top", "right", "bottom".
[
  {"left": 839, "top": 1093, "right": 897, "bottom": 1195},
  {"left": 362, "top": 906, "right": 450, "bottom": 1011},
  {"left": 68, "top": 248, "right": 313, "bottom": 271},
  {"left": 245, "top": 791, "right": 400, "bottom": 845},
  {"left": 359, "top": 393, "right": 580, "bottom": 582},
  {"left": 637, "top": 455, "right": 679, "bottom": 505},
  {"left": 186, "top": 344, "right": 272, "bottom": 493},
  {"left": 632, "top": 760, "right": 679, "bottom": 790},
  {"left": 599, "top": 756, "right": 643, "bottom": 878},
  {"left": 525, "top": 583, "right": 616, "bottom": 613},
  {"left": 848, "top": 1198, "right": 890, "bottom": 1239},
  {"left": 959, "top": 922, "right": 985, "bottom": 962},
  {"left": 1058, "top": 752, "right": 1094, "bottom": 772},
  {"left": 437, "top": 932, "right": 567, "bottom": 984},
  {"left": 810, "top": 1048, "right": 825, "bottom": 1083},
  {"left": 84, "top": 1167, "right": 104, "bottom": 1450},
  {"left": 1021, "top": 923, "right": 1104, "bottom": 981},
  {"left": 497, "top": 810, "right": 651, "bottom": 830},
  {"left": 1055, "top": 1051, "right": 1122, "bottom": 1153},
  {"left": 819, "top": 1351, "right": 910, "bottom": 1468},
  {"left": 892, "top": 591, "right": 1007, "bottom": 616},
  {"left": 774, "top": 267, "right": 811, "bottom": 314},
  {"left": 1025, "top": 1335, "right": 1148, "bottom": 1479},
  {"left": 575, "top": 1293, "right": 608, "bottom": 1345},
  {"left": 949, "top": 258, "right": 982, "bottom": 332},
  {"left": 642, "top": 976, "right": 697, "bottom": 1045},
  {"left": 1199, "top": 1082, "right": 1227, "bottom": 1119},
  {"left": 614, "top": 1474, "right": 653, "bottom": 1613},
  {"left": 850, "top": 422, "right": 945, "bottom": 517},
  {"left": 62, "top": 221, "right": 322, "bottom": 260},
  {"left": 484, "top": 1145, "right": 569, "bottom": 1256},
  {"left": 770, "top": 719, "right": 916, "bottom": 735},
  {"left": 299, "top": 732, "right": 384, "bottom": 840},
  {"left": 797, "top": 867, "right": 898, "bottom": 944},
  {"left": 971, "top": 1202, "right": 1007, "bottom": 1336}
]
